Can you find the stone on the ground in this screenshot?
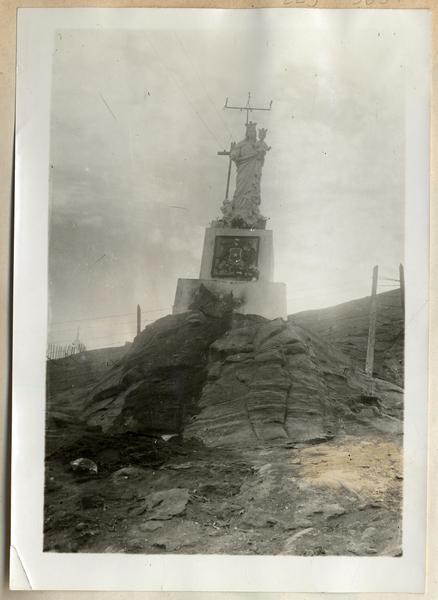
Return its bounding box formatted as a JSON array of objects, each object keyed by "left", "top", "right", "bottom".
[
  {"left": 143, "top": 488, "right": 190, "bottom": 520},
  {"left": 111, "top": 466, "right": 148, "bottom": 482},
  {"left": 242, "top": 508, "right": 278, "bottom": 528},
  {"left": 70, "top": 458, "right": 98, "bottom": 474},
  {"left": 283, "top": 528, "right": 314, "bottom": 552},
  {"left": 151, "top": 520, "right": 203, "bottom": 551}
]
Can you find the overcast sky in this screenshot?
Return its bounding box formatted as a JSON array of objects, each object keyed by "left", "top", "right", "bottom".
[{"left": 48, "top": 10, "right": 408, "bottom": 349}]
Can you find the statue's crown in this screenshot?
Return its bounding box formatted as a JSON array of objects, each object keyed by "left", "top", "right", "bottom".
[{"left": 246, "top": 121, "right": 257, "bottom": 134}]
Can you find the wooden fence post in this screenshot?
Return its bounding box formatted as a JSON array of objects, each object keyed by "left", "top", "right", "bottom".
[
  {"left": 137, "top": 304, "right": 141, "bottom": 336},
  {"left": 365, "top": 265, "right": 379, "bottom": 378},
  {"left": 399, "top": 263, "right": 405, "bottom": 314}
]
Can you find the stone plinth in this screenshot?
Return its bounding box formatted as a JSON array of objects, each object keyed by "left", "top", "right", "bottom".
[
  {"left": 173, "top": 278, "right": 287, "bottom": 321},
  {"left": 199, "top": 227, "right": 274, "bottom": 281}
]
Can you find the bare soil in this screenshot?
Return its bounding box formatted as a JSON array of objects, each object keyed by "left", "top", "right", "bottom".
[{"left": 44, "top": 431, "right": 402, "bottom": 555}]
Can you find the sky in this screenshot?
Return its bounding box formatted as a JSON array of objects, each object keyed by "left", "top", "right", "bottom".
[{"left": 48, "top": 10, "right": 408, "bottom": 350}]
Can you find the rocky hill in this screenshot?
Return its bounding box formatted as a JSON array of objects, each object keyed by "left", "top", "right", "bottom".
[
  {"left": 44, "top": 289, "right": 404, "bottom": 556},
  {"left": 80, "top": 293, "right": 403, "bottom": 446},
  {"left": 290, "top": 289, "right": 404, "bottom": 387},
  {"left": 46, "top": 345, "right": 129, "bottom": 453}
]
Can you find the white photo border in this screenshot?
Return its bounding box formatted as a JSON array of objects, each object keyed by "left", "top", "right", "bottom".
[{"left": 11, "top": 7, "right": 430, "bottom": 592}]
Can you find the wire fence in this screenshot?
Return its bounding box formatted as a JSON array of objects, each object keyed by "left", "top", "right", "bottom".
[
  {"left": 47, "top": 306, "right": 172, "bottom": 356},
  {"left": 47, "top": 342, "right": 87, "bottom": 360},
  {"left": 46, "top": 266, "right": 404, "bottom": 356}
]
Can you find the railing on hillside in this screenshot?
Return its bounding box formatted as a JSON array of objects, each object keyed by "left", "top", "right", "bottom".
[{"left": 47, "top": 342, "right": 86, "bottom": 361}]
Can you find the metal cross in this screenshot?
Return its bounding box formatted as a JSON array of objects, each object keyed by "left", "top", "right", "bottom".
[
  {"left": 217, "top": 145, "right": 233, "bottom": 202},
  {"left": 224, "top": 92, "right": 273, "bottom": 125}
]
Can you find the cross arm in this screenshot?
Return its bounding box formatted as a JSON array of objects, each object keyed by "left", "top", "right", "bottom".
[{"left": 224, "top": 98, "right": 273, "bottom": 112}]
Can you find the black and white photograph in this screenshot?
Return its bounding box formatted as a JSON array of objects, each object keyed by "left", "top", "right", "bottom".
[{"left": 11, "top": 7, "right": 430, "bottom": 592}]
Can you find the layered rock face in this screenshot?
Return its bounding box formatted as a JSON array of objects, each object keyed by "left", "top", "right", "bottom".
[
  {"left": 83, "top": 311, "right": 230, "bottom": 434},
  {"left": 80, "top": 304, "right": 403, "bottom": 448},
  {"left": 184, "top": 315, "right": 402, "bottom": 447}
]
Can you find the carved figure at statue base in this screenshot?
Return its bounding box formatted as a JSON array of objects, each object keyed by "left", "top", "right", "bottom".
[{"left": 213, "top": 122, "right": 271, "bottom": 230}]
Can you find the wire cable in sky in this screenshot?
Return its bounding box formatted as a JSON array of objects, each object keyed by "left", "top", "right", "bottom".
[
  {"left": 51, "top": 307, "right": 170, "bottom": 326},
  {"left": 144, "top": 35, "right": 225, "bottom": 149},
  {"left": 173, "top": 32, "right": 233, "bottom": 144}
]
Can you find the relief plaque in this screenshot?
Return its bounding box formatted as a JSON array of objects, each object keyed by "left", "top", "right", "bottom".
[{"left": 211, "top": 235, "right": 260, "bottom": 281}]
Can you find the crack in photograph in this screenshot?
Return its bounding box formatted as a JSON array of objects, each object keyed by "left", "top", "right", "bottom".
[{"left": 43, "top": 12, "right": 408, "bottom": 558}]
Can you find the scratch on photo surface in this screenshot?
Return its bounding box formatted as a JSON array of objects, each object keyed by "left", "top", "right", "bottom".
[
  {"left": 99, "top": 92, "right": 118, "bottom": 121},
  {"left": 92, "top": 254, "right": 106, "bottom": 267}
]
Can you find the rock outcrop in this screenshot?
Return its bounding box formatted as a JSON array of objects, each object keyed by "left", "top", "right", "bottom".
[
  {"left": 184, "top": 314, "right": 402, "bottom": 447},
  {"left": 83, "top": 310, "right": 230, "bottom": 434},
  {"left": 79, "top": 304, "right": 403, "bottom": 448}
]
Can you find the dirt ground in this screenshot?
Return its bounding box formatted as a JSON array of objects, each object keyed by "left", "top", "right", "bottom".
[{"left": 44, "top": 431, "right": 402, "bottom": 556}]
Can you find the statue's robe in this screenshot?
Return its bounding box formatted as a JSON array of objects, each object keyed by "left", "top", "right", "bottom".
[{"left": 223, "top": 138, "right": 266, "bottom": 228}]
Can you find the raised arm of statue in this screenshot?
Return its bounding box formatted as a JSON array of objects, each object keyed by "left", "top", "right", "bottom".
[{"left": 257, "top": 128, "right": 271, "bottom": 153}]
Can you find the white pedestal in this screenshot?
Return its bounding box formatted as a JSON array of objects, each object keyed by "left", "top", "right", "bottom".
[
  {"left": 173, "top": 225, "right": 287, "bottom": 320},
  {"left": 173, "top": 278, "right": 287, "bottom": 321}
]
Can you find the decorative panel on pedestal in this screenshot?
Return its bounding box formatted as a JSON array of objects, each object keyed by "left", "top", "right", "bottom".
[{"left": 199, "top": 228, "right": 274, "bottom": 282}]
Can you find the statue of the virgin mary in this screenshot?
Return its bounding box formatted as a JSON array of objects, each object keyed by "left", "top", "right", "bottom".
[{"left": 219, "top": 122, "right": 270, "bottom": 230}]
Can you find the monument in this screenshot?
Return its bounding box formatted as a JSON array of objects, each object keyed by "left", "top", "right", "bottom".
[{"left": 173, "top": 94, "right": 287, "bottom": 320}]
